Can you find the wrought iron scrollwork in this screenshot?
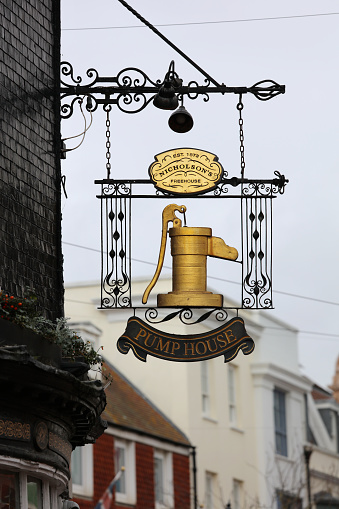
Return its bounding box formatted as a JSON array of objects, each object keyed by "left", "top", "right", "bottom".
[
  {"left": 96, "top": 174, "right": 286, "bottom": 311},
  {"left": 102, "top": 182, "right": 131, "bottom": 197},
  {"left": 272, "top": 171, "right": 289, "bottom": 194},
  {"left": 144, "top": 307, "right": 229, "bottom": 325},
  {"left": 100, "top": 193, "right": 131, "bottom": 308},
  {"left": 242, "top": 197, "right": 272, "bottom": 308},
  {"left": 249, "top": 80, "right": 286, "bottom": 101},
  {"left": 60, "top": 61, "right": 285, "bottom": 119},
  {"left": 61, "top": 62, "right": 100, "bottom": 87},
  {"left": 186, "top": 80, "right": 210, "bottom": 102}
]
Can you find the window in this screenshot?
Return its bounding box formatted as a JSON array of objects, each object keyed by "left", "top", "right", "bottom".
[
  {"left": 114, "top": 439, "right": 136, "bottom": 505},
  {"left": 0, "top": 471, "right": 19, "bottom": 509},
  {"left": 205, "top": 472, "right": 216, "bottom": 509},
  {"left": 276, "top": 491, "right": 302, "bottom": 509},
  {"left": 27, "top": 477, "right": 42, "bottom": 509},
  {"left": 115, "top": 445, "right": 126, "bottom": 495},
  {"left": 228, "top": 365, "right": 238, "bottom": 426},
  {"left": 0, "top": 470, "right": 59, "bottom": 509},
  {"left": 201, "top": 362, "right": 210, "bottom": 416},
  {"left": 71, "top": 444, "right": 94, "bottom": 497},
  {"left": 232, "top": 479, "right": 243, "bottom": 509},
  {"left": 154, "top": 450, "right": 173, "bottom": 509},
  {"left": 274, "top": 388, "right": 288, "bottom": 456}
]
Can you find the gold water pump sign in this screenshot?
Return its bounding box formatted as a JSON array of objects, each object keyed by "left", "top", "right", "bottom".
[
  {"left": 117, "top": 201, "right": 255, "bottom": 363},
  {"left": 149, "top": 148, "right": 223, "bottom": 195},
  {"left": 143, "top": 204, "right": 238, "bottom": 308}
]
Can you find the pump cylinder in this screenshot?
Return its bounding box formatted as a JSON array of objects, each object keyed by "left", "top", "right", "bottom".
[{"left": 157, "top": 227, "right": 223, "bottom": 307}]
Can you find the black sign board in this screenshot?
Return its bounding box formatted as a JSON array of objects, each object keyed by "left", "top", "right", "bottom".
[{"left": 117, "top": 316, "right": 254, "bottom": 362}]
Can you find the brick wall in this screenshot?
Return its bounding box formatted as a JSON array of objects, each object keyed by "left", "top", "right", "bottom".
[
  {"left": 94, "top": 434, "right": 115, "bottom": 504},
  {"left": 173, "top": 453, "right": 191, "bottom": 509},
  {"left": 0, "top": 0, "right": 63, "bottom": 319},
  {"left": 135, "top": 442, "right": 155, "bottom": 509},
  {"left": 73, "top": 434, "right": 191, "bottom": 509}
]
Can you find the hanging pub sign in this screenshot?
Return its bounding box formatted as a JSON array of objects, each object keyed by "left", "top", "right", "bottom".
[
  {"left": 149, "top": 148, "right": 224, "bottom": 195},
  {"left": 117, "top": 316, "right": 254, "bottom": 362},
  {"left": 117, "top": 202, "right": 255, "bottom": 363},
  {"left": 60, "top": 8, "right": 287, "bottom": 367}
]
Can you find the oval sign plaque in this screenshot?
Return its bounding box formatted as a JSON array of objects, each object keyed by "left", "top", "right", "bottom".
[{"left": 149, "top": 148, "right": 224, "bottom": 195}]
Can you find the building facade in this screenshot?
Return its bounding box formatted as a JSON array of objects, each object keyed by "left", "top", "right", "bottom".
[
  {"left": 0, "top": 2, "right": 107, "bottom": 508},
  {"left": 71, "top": 361, "right": 192, "bottom": 509},
  {"left": 65, "top": 280, "right": 339, "bottom": 509},
  {"left": 0, "top": 0, "right": 63, "bottom": 319}
]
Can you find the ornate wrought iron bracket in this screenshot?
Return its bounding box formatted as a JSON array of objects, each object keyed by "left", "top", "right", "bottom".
[
  {"left": 96, "top": 171, "right": 288, "bottom": 312},
  {"left": 60, "top": 61, "right": 285, "bottom": 118}
]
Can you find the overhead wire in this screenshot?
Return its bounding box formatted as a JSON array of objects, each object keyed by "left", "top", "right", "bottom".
[
  {"left": 61, "top": 12, "right": 339, "bottom": 31},
  {"left": 62, "top": 241, "right": 339, "bottom": 339}
]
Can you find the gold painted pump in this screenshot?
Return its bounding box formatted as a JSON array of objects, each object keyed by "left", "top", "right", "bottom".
[{"left": 142, "top": 204, "right": 238, "bottom": 307}]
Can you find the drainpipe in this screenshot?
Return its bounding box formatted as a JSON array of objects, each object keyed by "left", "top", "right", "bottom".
[
  {"left": 304, "top": 445, "right": 313, "bottom": 509},
  {"left": 191, "top": 446, "right": 198, "bottom": 509}
]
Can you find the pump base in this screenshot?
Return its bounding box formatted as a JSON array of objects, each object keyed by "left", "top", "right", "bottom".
[{"left": 157, "top": 292, "right": 223, "bottom": 308}]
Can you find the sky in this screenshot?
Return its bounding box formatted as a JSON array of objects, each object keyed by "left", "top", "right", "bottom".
[{"left": 60, "top": 0, "right": 339, "bottom": 389}]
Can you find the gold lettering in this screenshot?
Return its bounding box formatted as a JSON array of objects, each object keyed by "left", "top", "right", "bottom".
[
  {"left": 171, "top": 342, "right": 180, "bottom": 355},
  {"left": 225, "top": 329, "right": 237, "bottom": 343},
  {"left": 184, "top": 342, "right": 195, "bottom": 356},
  {"left": 196, "top": 341, "right": 207, "bottom": 355},
  {"left": 154, "top": 339, "right": 171, "bottom": 353},
  {"left": 206, "top": 338, "right": 218, "bottom": 353},
  {"left": 144, "top": 333, "right": 155, "bottom": 347},
  {"left": 216, "top": 334, "right": 227, "bottom": 348},
  {"left": 134, "top": 328, "right": 147, "bottom": 342}
]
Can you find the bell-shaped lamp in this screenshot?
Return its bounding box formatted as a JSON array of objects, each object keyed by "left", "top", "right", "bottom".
[
  {"left": 168, "top": 105, "right": 194, "bottom": 133},
  {"left": 153, "top": 82, "right": 179, "bottom": 110}
]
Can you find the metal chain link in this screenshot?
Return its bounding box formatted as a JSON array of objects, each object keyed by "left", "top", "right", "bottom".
[
  {"left": 237, "top": 95, "right": 245, "bottom": 179},
  {"left": 105, "top": 107, "right": 112, "bottom": 179}
]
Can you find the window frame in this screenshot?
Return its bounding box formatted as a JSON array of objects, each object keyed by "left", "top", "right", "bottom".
[
  {"left": 114, "top": 439, "right": 136, "bottom": 506},
  {"left": 153, "top": 449, "right": 173, "bottom": 509},
  {"left": 274, "top": 388, "right": 288, "bottom": 457},
  {"left": 232, "top": 479, "right": 243, "bottom": 509},
  {"left": 71, "top": 444, "right": 94, "bottom": 498},
  {"left": 205, "top": 472, "right": 216, "bottom": 509},
  {"left": 0, "top": 469, "right": 59, "bottom": 509},
  {"left": 276, "top": 490, "right": 302, "bottom": 509},
  {"left": 228, "top": 364, "right": 238, "bottom": 426}
]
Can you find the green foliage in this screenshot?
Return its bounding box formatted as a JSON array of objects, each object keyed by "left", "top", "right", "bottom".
[{"left": 0, "top": 289, "right": 103, "bottom": 367}]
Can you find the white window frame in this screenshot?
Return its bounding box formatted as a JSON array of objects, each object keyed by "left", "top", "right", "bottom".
[
  {"left": 0, "top": 469, "right": 60, "bottom": 509},
  {"left": 71, "top": 444, "right": 94, "bottom": 498},
  {"left": 114, "top": 439, "right": 136, "bottom": 505},
  {"left": 201, "top": 362, "right": 210, "bottom": 417},
  {"left": 273, "top": 388, "right": 288, "bottom": 457},
  {"left": 232, "top": 479, "right": 243, "bottom": 509},
  {"left": 154, "top": 450, "right": 173, "bottom": 509},
  {"left": 228, "top": 364, "right": 238, "bottom": 426},
  {"left": 205, "top": 472, "right": 216, "bottom": 509}
]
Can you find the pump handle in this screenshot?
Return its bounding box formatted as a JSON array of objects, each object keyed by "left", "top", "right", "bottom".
[{"left": 142, "top": 204, "right": 186, "bottom": 304}]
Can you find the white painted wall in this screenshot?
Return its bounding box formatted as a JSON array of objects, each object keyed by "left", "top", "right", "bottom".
[{"left": 64, "top": 280, "right": 338, "bottom": 509}]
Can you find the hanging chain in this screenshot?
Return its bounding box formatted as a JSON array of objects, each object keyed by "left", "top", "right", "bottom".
[
  {"left": 105, "top": 106, "right": 112, "bottom": 179},
  {"left": 237, "top": 95, "right": 245, "bottom": 179}
]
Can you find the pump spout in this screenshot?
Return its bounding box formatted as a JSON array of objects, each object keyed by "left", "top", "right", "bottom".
[{"left": 207, "top": 237, "right": 238, "bottom": 261}]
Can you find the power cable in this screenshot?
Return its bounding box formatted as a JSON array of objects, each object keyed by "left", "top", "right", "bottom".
[
  {"left": 61, "top": 12, "right": 339, "bottom": 31},
  {"left": 62, "top": 241, "right": 339, "bottom": 307},
  {"left": 64, "top": 294, "right": 339, "bottom": 339}
]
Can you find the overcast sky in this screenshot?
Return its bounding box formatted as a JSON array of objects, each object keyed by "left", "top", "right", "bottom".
[{"left": 60, "top": 0, "right": 339, "bottom": 388}]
